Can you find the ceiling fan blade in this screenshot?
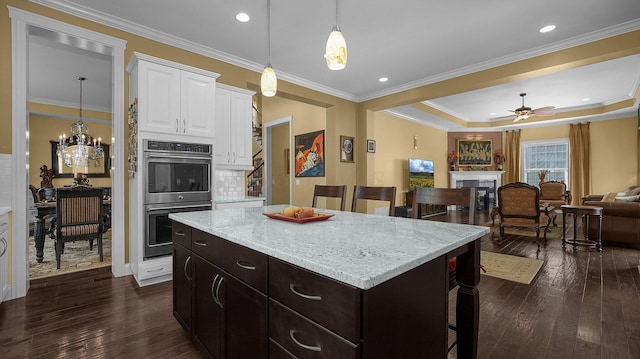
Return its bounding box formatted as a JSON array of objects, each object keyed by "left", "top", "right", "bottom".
[{"left": 532, "top": 106, "right": 555, "bottom": 112}]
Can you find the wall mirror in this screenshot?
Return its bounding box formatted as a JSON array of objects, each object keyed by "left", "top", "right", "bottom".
[{"left": 50, "top": 141, "right": 111, "bottom": 178}]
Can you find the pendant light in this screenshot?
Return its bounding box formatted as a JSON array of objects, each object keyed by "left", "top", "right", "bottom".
[
  {"left": 56, "top": 76, "right": 104, "bottom": 169},
  {"left": 325, "top": 0, "right": 347, "bottom": 70},
  {"left": 261, "top": 0, "right": 277, "bottom": 97}
]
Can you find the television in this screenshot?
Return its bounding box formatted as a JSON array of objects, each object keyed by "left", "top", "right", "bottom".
[{"left": 408, "top": 158, "right": 435, "bottom": 190}]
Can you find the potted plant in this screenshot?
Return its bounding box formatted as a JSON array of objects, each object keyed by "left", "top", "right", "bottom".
[{"left": 448, "top": 151, "right": 459, "bottom": 171}]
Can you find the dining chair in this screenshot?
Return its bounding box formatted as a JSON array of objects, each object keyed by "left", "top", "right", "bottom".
[
  {"left": 497, "top": 182, "right": 550, "bottom": 249},
  {"left": 50, "top": 186, "right": 104, "bottom": 269},
  {"left": 410, "top": 186, "right": 479, "bottom": 352},
  {"left": 312, "top": 185, "right": 347, "bottom": 211},
  {"left": 351, "top": 185, "right": 397, "bottom": 216}
]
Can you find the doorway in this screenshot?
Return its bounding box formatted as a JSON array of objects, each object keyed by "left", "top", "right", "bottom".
[
  {"left": 263, "top": 116, "right": 292, "bottom": 205},
  {"left": 10, "top": 8, "right": 127, "bottom": 299}
]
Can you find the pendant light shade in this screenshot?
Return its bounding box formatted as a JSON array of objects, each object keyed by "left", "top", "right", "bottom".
[
  {"left": 325, "top": 0, "right": 347, "bottom": 70},
  {"left": 261, "top": 64, "right": 277, "bottom": 97},
  {"left": 261, "top": 0, "right": 277, "bottom": 97}
]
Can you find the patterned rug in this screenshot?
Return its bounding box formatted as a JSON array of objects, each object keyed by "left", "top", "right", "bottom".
[
  {"left": 480, "top": 251, "right": 543, "bottom": 284},
  {"left": 28, "top": 230, "right": 112, "bottom": 279},
  {"left": 483, "top": 220, "right": 566, "bottom": 240}
]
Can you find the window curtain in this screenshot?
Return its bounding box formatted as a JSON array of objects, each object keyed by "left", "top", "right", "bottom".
[
  {"left": 504, "top": 129, "right": 521, "bottom": 184},
  {"left": 569, "top": 122, "right": 591, "bottom": 205}
]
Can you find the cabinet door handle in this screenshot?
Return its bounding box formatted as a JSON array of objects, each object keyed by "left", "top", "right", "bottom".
[
  {"left": 175, "top": 118, "right": 179, "bottom": 133},
  {"left": 289, "top": 284, "right": 322, "bottom": 301},
  {"left": 236, "top": 260, "right": 256, "bottom": 271},
  {"left": 183, "top": 255, "right": 192, "bottom": 281},
  {"left": 215, "top": 276, "right": 224, "bottom": 308},
  {"left": 227, "top": 152, "right": 231, "bottom": 163},
  {"left": 233, "top": 152, "right": 236, "bottom": 163},
  {"left": 289, "top": 330, "right": 321, "bottom": 352},
  {"left": 182, "top": 119, "right": 186, "bottom": 133},
  {"left": 194, "top": 240, "right": 207, "bottom": 247},
  {"left": 211, "top": 274, "right": 221, "bottom": 306}
]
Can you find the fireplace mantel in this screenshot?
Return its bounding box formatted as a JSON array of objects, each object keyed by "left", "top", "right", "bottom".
[{"left": 449, "top": 171, "right": 505, "bottom": 189}]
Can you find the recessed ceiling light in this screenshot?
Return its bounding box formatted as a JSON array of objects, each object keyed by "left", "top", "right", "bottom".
[
  {"left": 582, "top": 98, "right": 590, "bottom": 101},
  {"left": 489, "top": 112, "right": 497, "bottom": 116},
  {"left": 539, "top": 25, "right": 556, "bottom": 33},
  {"left": 379, "top": 77, "right": 388, "bottom": 82},
  {"left": 236, "top": 12, "right": 250, "bottom": 22}
]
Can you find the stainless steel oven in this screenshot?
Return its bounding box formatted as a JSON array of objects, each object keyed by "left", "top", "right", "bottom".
[
  {"left": 142, "top": 140, "right": 213, "bottom": 258},
  {"left": 144, "top": 201, "right": 211, "bottom": 258},
  {"left": 143, "top": 140, "right": 212, "bottom": 204}
]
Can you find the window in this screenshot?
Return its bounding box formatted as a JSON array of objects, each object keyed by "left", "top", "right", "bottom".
[{"left": 522, "top": 140, "right": 569, "bottom": 188}]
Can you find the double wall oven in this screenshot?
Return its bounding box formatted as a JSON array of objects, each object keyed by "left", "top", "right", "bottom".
[{"left": 143, "top": 140, "right": 212, "bottom": 259}]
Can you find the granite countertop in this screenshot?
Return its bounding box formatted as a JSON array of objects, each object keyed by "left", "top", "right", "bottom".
[
  {"left": 170, "top": 205, "right": 489, "bottom": 290},
  {"left": 214, "top": 196, "right": 265, "bottom": 204}
]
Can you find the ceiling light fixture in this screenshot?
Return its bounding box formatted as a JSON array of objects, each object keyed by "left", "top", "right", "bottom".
[
  {"left": 261, "top": 0, "right": 277, "bottom": 97},
  {"left": 56, "top": 76, "right": 104, "bottom": 169},
  {"left": 379, "top": 77, "right": 388, "bottom": 82},
  {"left": 539, "top": 25, "right": 556, "bottom": 33},
  {"left": 324, "top": 0, "right": 347, "bottom": 70},
  {"left": 236, "top": 12, "right": 250, "bottom": 22}
]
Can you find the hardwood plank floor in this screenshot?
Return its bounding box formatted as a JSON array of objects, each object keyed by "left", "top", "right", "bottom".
[{"left": 2, "top": 212, "right": 639, "bottom": 358}]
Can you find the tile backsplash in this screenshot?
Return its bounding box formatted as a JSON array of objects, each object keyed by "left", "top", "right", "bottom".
[
  {"left": 0, "top": 155, "right": 12, "bottom": 206},
  {"left": 214, "top": 169, "right": 245, "bottom": 200}
]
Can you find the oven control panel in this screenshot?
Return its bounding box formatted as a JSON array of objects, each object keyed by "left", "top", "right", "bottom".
[{"left": 145, "top": 140, "right": 211, "bottom": 154}]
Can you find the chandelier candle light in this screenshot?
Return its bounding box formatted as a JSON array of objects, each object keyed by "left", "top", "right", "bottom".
[{"left": 57, "top": 76, "right": 104, "bottom": 170}]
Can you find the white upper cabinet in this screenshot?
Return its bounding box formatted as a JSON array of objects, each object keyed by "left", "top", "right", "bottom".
[
  {"left": 215, "top": 84, "right": 255, "bottom": 170},
  {"left": 127, "top": 52, "right": 219, "bottom": 140}
]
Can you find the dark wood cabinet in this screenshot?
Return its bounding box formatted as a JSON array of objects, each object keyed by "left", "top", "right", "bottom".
[{"left": 172, "top": 223, "right": 192, "bottom": 334}]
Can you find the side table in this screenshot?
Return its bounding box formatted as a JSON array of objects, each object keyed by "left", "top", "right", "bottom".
[{"left": 560, "top": 204, "right": 603, "bottom": 252}]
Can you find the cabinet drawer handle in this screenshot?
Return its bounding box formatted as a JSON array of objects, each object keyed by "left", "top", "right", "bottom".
[
  {"left": 147, "top": 267, "right": 164, "bottom": 273},
  {"left": 289, "top": 330, "right": 321, "bottom": 352},
  {"left": 194, "top": 240, "right": 207, "bottom": 247},
  {"left": 175, "top": 231, "right": 186, "bottom": 237},
  {"left": 289, "top": 284, "right": 322, "bottom": 301},
  {"left": 183, "top": 255, "right": 192, "bottom": 281},
  {"left": 236, "top": 260, "right": 256, "bottom": 271}
]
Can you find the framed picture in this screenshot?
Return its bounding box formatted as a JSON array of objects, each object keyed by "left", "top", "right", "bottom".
[
  {"left": 294, "top": 130, "right": 325, "bottom": 177},
  {"left": 457, "top": 139, "right": 492, "bottom": 166},
  {"left": 367, "top": 139, "right": 376, "bottom": 153},
  {"left": 340, "top": 136, "right": 354, "bottom": 162}
]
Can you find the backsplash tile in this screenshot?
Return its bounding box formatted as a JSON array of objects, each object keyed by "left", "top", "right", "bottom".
[
  {"left": 0, "top": 155, "right": 12, "bottom": 207},
  {"left": 214, "top": 169, "right": 245, "bottom": 200}
]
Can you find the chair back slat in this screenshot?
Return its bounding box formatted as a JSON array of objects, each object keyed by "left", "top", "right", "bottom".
[
  {"left": 351, "top": 185, "right": 397, "bottom": 216},
  {"left": 312, "top": 185, "right": 347, "bottom": 211}
]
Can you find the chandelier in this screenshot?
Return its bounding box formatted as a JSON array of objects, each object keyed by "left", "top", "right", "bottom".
[{"left": 56, "top": 76, "right": 104, "bottom": 168}]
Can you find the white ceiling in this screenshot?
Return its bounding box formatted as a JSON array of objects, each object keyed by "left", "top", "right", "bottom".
[{"left": 28, "top": 0, "right": 640, "bottom": 130}]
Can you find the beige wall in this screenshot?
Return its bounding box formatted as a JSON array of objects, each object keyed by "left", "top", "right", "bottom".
[
  {"left": 270, "top": 123, "right": 290, "bottom": 205},
  {"left": 590, "top": 117, "right": 638, "bottom": 193}
]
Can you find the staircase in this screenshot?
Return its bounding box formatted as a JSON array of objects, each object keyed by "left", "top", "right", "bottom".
[{"left": 247, "top": 125, "right": 263, "bottom": 197}]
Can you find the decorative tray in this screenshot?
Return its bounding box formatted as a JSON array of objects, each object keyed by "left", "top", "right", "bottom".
[{"left": 263, "top": 212, "right": 334, "bottom": 224}]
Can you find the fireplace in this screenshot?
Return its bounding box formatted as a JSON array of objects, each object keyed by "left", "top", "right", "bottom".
[{"left": 449, "top": 171, "right": 504, "bottom": 210}]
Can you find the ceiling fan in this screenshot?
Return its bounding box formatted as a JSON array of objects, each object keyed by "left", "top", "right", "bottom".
[{"left": 509, "top": 93, "right": 555, "bottom": 123}]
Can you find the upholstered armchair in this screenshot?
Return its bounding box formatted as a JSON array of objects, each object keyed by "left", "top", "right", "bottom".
[
  {"left": 539, "top": 181, "right": 571, "bottom": 207},
  {"left": 497, "top": 182, "right": 550, "bottom": 249}
]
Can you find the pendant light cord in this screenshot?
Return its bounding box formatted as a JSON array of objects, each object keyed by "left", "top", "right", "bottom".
[{"left": 267, "top": 0, "right": 271, "bottom": 65}]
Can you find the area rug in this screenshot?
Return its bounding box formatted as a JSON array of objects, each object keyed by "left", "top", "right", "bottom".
[
  {"left": 28, "top": 230, "right": 112, "bottom": 279},
  {"left": 480, "top": 250, "right": 543, "bottom": 284}
]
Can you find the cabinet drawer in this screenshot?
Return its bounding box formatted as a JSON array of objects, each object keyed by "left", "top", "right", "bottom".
[
  {"left": 137, "top": 257, "right": 173, "bottom": 280},
  {"left": 269, "top": 299, "right": 360, "bottom": 359},
  {"left": 269, "top": 338, "right": 296, "bottom": 359},
  {"left": 192, "top": 230, "right": 267, "bottom": 293},
  {"left": 269, "top": 258, "right": 361, "bottom": 343},
  {"left": 172, "top": 221, "right": 191, "bottom": 249}
]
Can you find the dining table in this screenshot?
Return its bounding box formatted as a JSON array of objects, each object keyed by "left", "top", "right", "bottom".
[{"left": 32, "top": 199, "right": 111, "bottom": 263}]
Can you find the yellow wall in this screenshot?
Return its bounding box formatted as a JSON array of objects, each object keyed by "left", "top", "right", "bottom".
[
  {"left": 373, "top": 112, "right": 448, "bottom": 209},
  {"left": 590, "top": 117, "right": 638, "bottom": 193}
]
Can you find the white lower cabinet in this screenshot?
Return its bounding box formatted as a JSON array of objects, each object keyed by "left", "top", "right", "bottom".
[{"left": 0, "top": 212, "right": 9, "bottom": 303}]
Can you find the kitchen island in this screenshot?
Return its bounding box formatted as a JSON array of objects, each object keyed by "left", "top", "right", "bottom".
[{"left": 170, "top": 205, "right": 489, "bottom": 358}]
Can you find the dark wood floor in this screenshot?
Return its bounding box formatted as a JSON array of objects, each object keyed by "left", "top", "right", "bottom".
[{"left": 1, "top": 212, "right": 639, "bottom": 358}]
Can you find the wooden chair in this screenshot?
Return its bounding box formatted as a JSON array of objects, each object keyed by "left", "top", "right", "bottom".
[
  {"left": 497, "top": 182, "right": 550, "bottom": 249},
  {"left": 312, "top": 185, "right": 347, "bottom": 211},
  {"left": 411, "top": 187, "right": 476, "bottom": 224},
  {"left": 351, "top": 185, "right": 397, "bottom": 216},
  {"left": 411, "top": 186, "right": 478, "bottom": 352},
  {"left": 50, "top": 186, "right": 104, "bottom": 269}
]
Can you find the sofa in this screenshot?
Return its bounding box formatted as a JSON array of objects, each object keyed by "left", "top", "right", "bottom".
[{"left": 581, "top": 186, "right": 640, "bottom": 247}]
